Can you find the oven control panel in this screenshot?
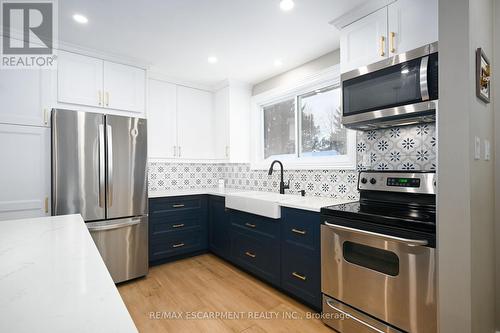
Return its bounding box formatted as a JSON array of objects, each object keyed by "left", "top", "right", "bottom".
[{"left": 358, "top": 171, "right": 436, "bottom": 194}]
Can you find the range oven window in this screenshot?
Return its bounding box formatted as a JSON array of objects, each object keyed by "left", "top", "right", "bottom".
[
  {"left": 343, "top": 241, "right": 400, "bottom": 276},
  {"left": 342, "top": 53, "right": 438, "bottom": 117}
]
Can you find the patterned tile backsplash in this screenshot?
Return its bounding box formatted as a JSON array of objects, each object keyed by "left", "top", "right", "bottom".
[{"left": 148, "top": 123, "right": 436, "bottom": 200}]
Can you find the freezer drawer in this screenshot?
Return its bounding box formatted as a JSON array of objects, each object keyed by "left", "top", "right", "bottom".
[{"left": 88, "top": 216, "right": 148, "bottom": 283}]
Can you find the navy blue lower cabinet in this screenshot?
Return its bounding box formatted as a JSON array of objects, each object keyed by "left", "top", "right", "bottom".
[
  {"left": 149, "top": 195, "right": 208, "bottom": 264},
  {"left": 281, "top": 208, "right": 322, "bottom": 310},
  {"left": 208, "top": 196, "right": 231, "bottom": 260},
  {"left": 229, "top": 210, "right": 281, "bottom": 287}
]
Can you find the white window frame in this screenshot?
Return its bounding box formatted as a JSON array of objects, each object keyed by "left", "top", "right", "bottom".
[{"left": 250, "top": 65, "right": 357, "bottom": 170}]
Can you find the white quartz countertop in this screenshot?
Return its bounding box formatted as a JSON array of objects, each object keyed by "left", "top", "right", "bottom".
[
  {"left": 149, "top": 188, "right": 355, "bottom": 212},
  {"left": 0, "top": 214, "right": 137, "bottom": 333}
]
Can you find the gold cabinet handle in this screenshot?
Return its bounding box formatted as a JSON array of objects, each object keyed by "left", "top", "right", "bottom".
[
  {"left": 389, "top": 32, "right": 396, "bottom": 53},
  {"left": 44, "top": 197, "right": 49, "bottom": 214},
  {"left": 380, "top": 36, "right": 386, "bottom": 57},
  {"left": 105, "top": 92, "right": 109, "bottom": 107},
  {"left": 245, "top": 223, "right": 256, "bottom": 228},
  {"left": 172, "top": 243, "right": 185, "bottom": 248},
  {"left": 292, "top": 272, "right": 306, "bottom": 281},
  {"left": 172, "top": 204, "right": 185, "bottom": 208},
  {"left": 291, "top": 228, "right": 306, "bottom": 235},
  {"left": 172, "top": 223, "right": 185, "bottom": 228},
  {"left": 245, "top": 251, "right": 256, "bottom": 258},
  {"left": 98, "top": 90, "right": 102, "bottom": 106}
]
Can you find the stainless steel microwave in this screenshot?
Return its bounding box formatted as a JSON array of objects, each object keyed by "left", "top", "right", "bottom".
[{"left": 341, "top": 42, "right": 438, "bottom": 130}]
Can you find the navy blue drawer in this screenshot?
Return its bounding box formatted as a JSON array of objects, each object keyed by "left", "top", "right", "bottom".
[
  {"left": 231, "top": 210, "right": 280, "bottom": 239},
  {"left": 150, "top": 196, "right": 206, "bottom": 214},
  {"left": 282, "top": 208, "right": 320, "bottom": 251},
  {"left": 150, "top": 211, "right": 205, "bottom": 238},
  {"left": 281, "top": 243, "right": 321, "bottom": 310},
  {"left": 150, "top": 230, "right": 207, "bottom": 261},
  {"left": 230, "top": 230, "right": 280, "bottom": 286}
]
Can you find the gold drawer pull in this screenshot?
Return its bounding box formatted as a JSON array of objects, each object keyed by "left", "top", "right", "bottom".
[
  {"left": 172, "top": 224, "right": 185, "bottom": 228},
  {"left": 245, "top": 251, "right": 256, "bottom": 258},
  {"left": 245, "top": 223, "right": 256, "bottom": 228},
  {"left": 172, "top": 204, "right": 185, "bottom": 208},
  {"left": 172, "top": 243, "right": 185, "bottom": 248},
  {"left": 291, "top": 228, "right": 306, "bottom": 235},
  {"left": 292, "top": 272, "right": 306, "bottom": 281}
]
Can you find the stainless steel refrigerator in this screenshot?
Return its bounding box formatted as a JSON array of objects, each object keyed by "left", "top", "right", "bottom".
[{"left": 51, "top": 109, "right": 148, "bottom": 283}]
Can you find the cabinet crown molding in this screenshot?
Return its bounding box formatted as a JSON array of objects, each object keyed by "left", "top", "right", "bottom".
[{"left": 329, "top": 0, "right": 396, "bottom": 29}]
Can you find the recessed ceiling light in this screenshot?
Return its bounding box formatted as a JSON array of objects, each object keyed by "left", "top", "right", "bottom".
[
  {"left": 280, "top": 0, "right": 295, "bottom": 11},
  {"left": 207, "top": 56, "right": 218, "bottom": 64},
  {"left": 73, "top": 14, "right": 88, "bottom": 24},
  {"left": 274, "top": 59, "right": 283, "bottom": 67}
]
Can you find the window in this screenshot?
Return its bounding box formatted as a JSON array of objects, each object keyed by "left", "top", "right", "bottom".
[{"left": 252, "top": 72, "right": 356, "bottom": 170}]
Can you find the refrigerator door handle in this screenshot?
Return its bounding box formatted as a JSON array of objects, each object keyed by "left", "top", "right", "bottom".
[
  {"left": 98, "top": 124, "right": 105, "bottom": 208},
  {"left": 107, "top": 124, "right": 113, "bottom": 207}
]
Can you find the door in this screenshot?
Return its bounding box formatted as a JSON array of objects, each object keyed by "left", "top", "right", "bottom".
[
  {"left": 57, "top": 51, "right": 104, "bottom": 107},
  {"left": 214, "top": 87, "right": 230, "bottom": 160},
  {"left": 177, "top": 86, "right": 214, "bottom": 159},
  {"left": 52, "top": 110, "right": 105, "bottom": 221},
  {"left": 209, "top": 196, "right": 230, "bottom": 258},
  {"left": 321, "top": 223, "right": 437, "bottom": 333},
  {"left": 0, "top": 124, "right": 50, "bottom": 220},
  {"left": 0, "top": 68, "right": 47, "bottom": 126},
  {"left": 106, "top": 115, "right": 147, "bottom": 219},
  {"left": 103, "top": 61, "right": 145, "bottom": 113},
  {"left": 340, "top": 7, "right": 388, "bottom": 73},
  {"left": 87, "top": 216, "right": 148, "bottom": 283},
  {"left": 388, "top": 0, "right": 438, "bottom": 56},
  {"left": 147, "top": 79, "right": 178, "bottom": 159}
]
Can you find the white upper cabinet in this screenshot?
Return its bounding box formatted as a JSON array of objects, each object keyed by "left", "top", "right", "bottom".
[
  {"left": 0, "top": 69, "right": 50, "bottom": 127},
  {"left": 57, "top": 51, "right": 145, "bottom": 113},
  {"left": 0, "top": 124, "right": 50, "bottom": 221},
  {"left": 339, "top": 0, "right": 438, "bottom": 73},
  {"left": 387, "top": 0, "right": 438, "bottom": 56},
  {"left": 103, "top": 61, "right": 145, "bottom": 112},
  {"left": 177, "top": 86, "right": 214, "bottom": 160},
  {"left": 147, "top": 79, "right": 177, "bottom": 159},
  {"left": 340, "top": 7, "right": 388, "bottom": 74},
  {"left": 57, "top": 51, "right": 104, "bottom": 107},
  {"left": 214, "top": 87, "right": 230, "bottom": 160}
]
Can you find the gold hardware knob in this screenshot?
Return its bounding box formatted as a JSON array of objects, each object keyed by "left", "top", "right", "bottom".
[
  {"left": 98, "top": 91, "right": 102, "bottom": 106},
  {"left": 292, "top": 272, "right": 306, "bottom": 281},
  {"left": 380, "top": 36, "right": 386, "bottom": 57},
  {"left": 105, "top": 92, "right": 109, "bottom": 107},
  {"left": 291, "top": 228, "right": 306, "bottom": 235},
  {"left": 245, "top": 251, "right": 256, "bottom": 258},
  {"left": 245, "top": 223, "right": 256, "bottom": 228},
  {"left": 389, "top": 32, "right": 396, "bottom": 53},
  {"left": 172, "top": 243, "right": 185, "bottom": 248},
  {"left": 172, "top": 204, "right": 185, "bottom": 208},
  {"left": 172, "top": 224, "right": 185, "bottom": 228}
]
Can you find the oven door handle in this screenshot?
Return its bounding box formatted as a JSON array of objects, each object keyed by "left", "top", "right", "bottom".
[
  {"left": 325, "top": 299, "right": 388, "bottom": 333},
  {"left": 324, "top": 222, "right": 428, "bottom": 247},
  {"left": 419, "top": 55, "right": 430, "bottom": 101}
]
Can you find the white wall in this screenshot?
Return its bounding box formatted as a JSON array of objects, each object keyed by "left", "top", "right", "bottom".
[
  {"left": 251, "top": 50, "right": 340, "bottom": 95},
  {"left": 438, "top": 0, "right": 496, "bottom": 332}
]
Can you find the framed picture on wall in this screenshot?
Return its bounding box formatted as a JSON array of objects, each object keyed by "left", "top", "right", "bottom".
[{"left": 476, "top": 48, "right": 491, "bottom": 103}]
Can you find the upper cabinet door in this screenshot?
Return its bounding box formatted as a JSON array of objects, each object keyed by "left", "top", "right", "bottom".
[
  {"left": 177, "top": 86, "right": 215, "bottom": 160},
  {"left": 57, "top": 51, "right": 103, "bottom": 107},
  {"left": 0, "top": 124, "right": 50, "bottom": 221},
  {"left": 340, "top": 7, "right": 388, "bottom": 73},
  {"left": 0, "top": 69, "right": 47, "bottom": 126},
  {"left": 103, "top": 61, "right": 145, "bottom": 113},
  {"left": 147, "top": 79, "right": 178, "bottom": 159},
  {"left": 214, "top": 87, "right": 230, "bottom": 160},
  {"left": 388, "top": 0, "right": 438, "bottom": 56}
]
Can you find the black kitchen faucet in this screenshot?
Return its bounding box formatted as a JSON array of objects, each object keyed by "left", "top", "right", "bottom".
[{"left": 268, "top": 160, "right": 290, "bottom": 194}]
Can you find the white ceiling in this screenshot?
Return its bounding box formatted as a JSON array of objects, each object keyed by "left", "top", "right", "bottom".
[{"left": 59, "top": 0, "right": 367, "bottom": 86}]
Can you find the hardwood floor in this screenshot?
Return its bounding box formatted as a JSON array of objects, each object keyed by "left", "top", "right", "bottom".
[{"left": 118, "top": 254, "right": 333, "bottom": 333}]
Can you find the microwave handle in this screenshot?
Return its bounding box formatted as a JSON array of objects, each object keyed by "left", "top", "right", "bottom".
[{"left": 419, "top": 55, "right": 430, "bottom": 101}]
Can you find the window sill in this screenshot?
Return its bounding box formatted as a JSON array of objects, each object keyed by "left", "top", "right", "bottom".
[{"left": 250, "top": 159, "right": 357, "bottom": 171}]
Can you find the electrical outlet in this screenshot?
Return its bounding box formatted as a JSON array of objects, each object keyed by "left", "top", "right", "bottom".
[
  {"left": 474, "top": 137, "right": 481, "bottom": 160},
  {"left": 362, "top": 154, "right": 370, "bottom": 167},
  {"left": 484, "top": 140, "right": 491, "bottom": 161}
]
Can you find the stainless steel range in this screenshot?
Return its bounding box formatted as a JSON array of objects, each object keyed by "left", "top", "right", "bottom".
[{"left": 320, "top": 171, "right": 436, "bottom": 333}]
